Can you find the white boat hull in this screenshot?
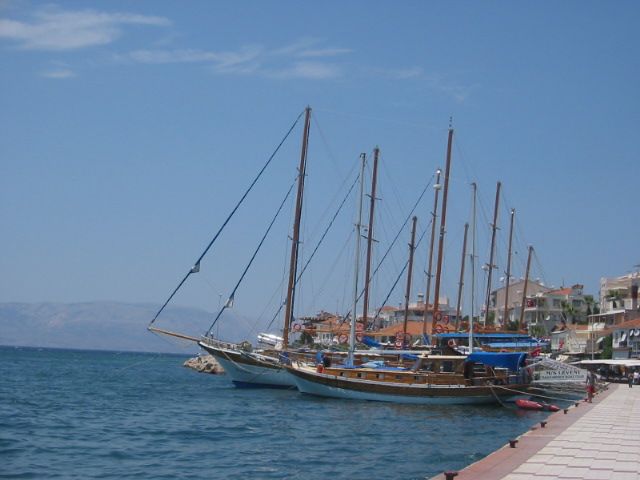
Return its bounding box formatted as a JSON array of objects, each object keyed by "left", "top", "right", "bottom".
[{"left": 199, "top": 342, "right": 295, "bottom": 388}]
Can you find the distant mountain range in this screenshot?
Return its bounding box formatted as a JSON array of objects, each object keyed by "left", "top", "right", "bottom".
[{"left": 0, "top": 301, "right": 249, "bottom": 354}]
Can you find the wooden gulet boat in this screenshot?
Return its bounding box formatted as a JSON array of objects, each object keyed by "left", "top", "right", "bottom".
[{"left": 288, "top": 352, "right": 532, "bottom": 404}]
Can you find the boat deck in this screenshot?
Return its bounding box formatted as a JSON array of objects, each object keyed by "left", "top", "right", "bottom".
[{"left": 430, "top": 383, "right": 640, "bottom": 479}]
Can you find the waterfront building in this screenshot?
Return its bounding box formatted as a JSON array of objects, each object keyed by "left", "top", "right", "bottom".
[
  {"left": 377, "top": 294, "right": 455, "bottom": 329},
  {"left": 488, "top": 279, "right": 548, "bottom": 325},
  {"left": 600, "top": 272, "right": 640, "bottom": 313},
  {"left": 611, "top": 317, "right": 640, "bottom": 359},
  {"left": 549, "top": 322, "right": 607, "bottom": 356},
  {"left": 523, "top": 284, "right": 591, "bottom": 334}
]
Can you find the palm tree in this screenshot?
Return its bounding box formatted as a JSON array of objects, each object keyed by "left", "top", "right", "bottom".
[
  {"left": 584, "top": 294, "right": 595, "bottom": 316},
  {"left": 561, "top": 300, "right": 577, "bottom": 324}
]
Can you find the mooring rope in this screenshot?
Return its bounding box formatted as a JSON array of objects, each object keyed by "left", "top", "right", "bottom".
[{"left": 491, "top": 383, "right": 587, "bottom": 403}]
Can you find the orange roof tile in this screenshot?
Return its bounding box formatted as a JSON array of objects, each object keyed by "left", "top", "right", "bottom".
[
  {"left": 370, "top": 320, "right": 429, "bottom": 337},
  {"left": 547, "top": 288, "right": 573, "bottom": 296},
  {"left": 613, "top": 317, "right": 640, "bottom": 330}
]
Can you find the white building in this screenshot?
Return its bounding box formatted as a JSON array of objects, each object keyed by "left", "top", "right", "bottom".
[
  {"left": 524, "top": 284, "right": 591, "bottom": 334},
  {"left": 600, "top": 272, "right": 640, "bottom": 313},
  {"left": 611, "top": 317, "right": 640, "bottom": 360}
]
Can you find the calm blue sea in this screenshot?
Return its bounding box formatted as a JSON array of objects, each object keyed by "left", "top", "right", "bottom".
[{"left": 0, "top": 346, "right": 555, "bottom": 479}]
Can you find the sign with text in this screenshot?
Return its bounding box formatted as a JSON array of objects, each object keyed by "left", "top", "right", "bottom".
[{"left": 534, "top": 369, "right": 587, "bottom": 383}]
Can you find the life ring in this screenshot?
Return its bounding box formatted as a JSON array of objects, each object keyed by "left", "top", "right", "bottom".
[
  {"left": 443, "top": 315, "right": 450, "bottom": 325},
  {"left": 434, "top": 324, "right": 444, "bottom": 334},
  {"left": 338, "top": 334, "right": 348, "bottom": 344},
  {"left": 355, "top": 332, "right": 364, "bottom": 342},
  {"left": 448, "top": 339, "right": 457, "bottom": 348},
  {"left": 434, "top": 312, "right": 443, "bottom": 322},
  {"left": 292, "top": 323, "right": 301, "bottom": 332},
  {"left": 395, "top": 339, "right": 403, "bottom": 348},
  {"left": 356, "top": 322, "right": 364, "bottom": 332}
]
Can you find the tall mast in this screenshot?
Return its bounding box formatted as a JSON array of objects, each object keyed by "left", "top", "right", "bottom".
[
  {"left": 432, "top": 125, "right": 454, "bottom": 327},
  {"left": 362, "top": 147, "right": 380, "bottom": 328},
  {"left": 282, "top": 106, "right": 311, "bottom": 350},
  {"left": 347, "top": 153, "right": 367, "bottom": 367},
  {"left": 423, "top": 168, "right": 442, "bottom": 337},
  {"left": 482, "top": 181, "right": 501, "bottom": 328},
  {"left": 469, "top": 183, "right": 477, "bottom": 349},
  {"left": 519, "top": 245, "right": 534, "bottom": 331},
  {"left": 455, "top": 223, "right": 469, "bottom": 329},
  {"left": 502, "top": 208, "right": 515, "bottom": 328},
  {"left": 402, "top": 216, "right": 418, "bottom": 346}
]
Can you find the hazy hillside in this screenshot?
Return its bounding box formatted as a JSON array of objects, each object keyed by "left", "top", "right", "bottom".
[{"left": 0, "top": 302, "right": 250, "bottom": 353}]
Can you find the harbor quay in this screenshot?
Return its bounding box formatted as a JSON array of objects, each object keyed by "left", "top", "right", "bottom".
[{"left": 430, "top": 384, "right": 640, "bottom": 480}]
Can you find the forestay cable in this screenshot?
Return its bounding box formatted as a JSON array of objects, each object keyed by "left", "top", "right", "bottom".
[
  {"left": 206, "top": 180, "right": 296, "bottom": 335},
  {"left": 149, "top": 110, "right": 305, "bottom": 326}
]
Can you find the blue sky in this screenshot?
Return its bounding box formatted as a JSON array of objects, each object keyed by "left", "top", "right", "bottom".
[{"left": 1, "top": 1, "right": 638, "bottom": 333}]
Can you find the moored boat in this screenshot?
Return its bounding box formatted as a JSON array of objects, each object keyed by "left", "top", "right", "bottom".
[{"left": 288, "top": 351, "right": 532, "bottom": 405}]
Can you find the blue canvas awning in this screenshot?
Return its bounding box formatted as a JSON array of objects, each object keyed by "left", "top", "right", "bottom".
[
  {"left": 361, "top": 335, "right": 381, "bottom": 348},
  {"left": 466, "top": 351, "right": 527, "bottom": 371},
  {"left": 485, "top": 341, "right": 547, "bottom": 348},
  {"left": 436, "top": 333, "right": 532, "bottom": 340}
]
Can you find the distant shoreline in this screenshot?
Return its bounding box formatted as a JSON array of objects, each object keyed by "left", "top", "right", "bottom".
[{"left": 0, "top": 344, "right": 193, "bottom": 357}]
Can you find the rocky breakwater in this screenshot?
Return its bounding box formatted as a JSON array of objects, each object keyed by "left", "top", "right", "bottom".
[{"left": 183, "top": 354, "right": 224, "bottom": 374}]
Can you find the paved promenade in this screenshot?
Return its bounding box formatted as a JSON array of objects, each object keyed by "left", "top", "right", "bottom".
[{"left": 431, "top": 383, "right": 640, "bottom": 480}]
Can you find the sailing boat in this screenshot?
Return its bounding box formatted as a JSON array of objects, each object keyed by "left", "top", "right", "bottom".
[
  {"left": 286, "top": 126, "right": 534, "bottom": 404},
  {"left": 197, "top": 106, "right": 313, "bottom": 388}
]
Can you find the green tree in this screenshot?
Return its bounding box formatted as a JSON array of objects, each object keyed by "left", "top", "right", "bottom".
[
  {"left": 561, "top": 300, "right": 577, "bottom": 324},
  {"left": 529, "top": 324, "right": 547, "bottom": 338},
  {"left": 300, "top": 331, "right": 314, "bottom": 345},
  {"left": 601, "top": 335, "right": 613, "bottom": 359}
]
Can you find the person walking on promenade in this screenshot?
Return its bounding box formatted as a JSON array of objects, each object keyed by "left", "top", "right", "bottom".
[
  {"left": 634, "top": 370, "right": 640, "bottom": 385},
  {"left": 628, "top": 372, "right": 634, "bottom": 388},
  {"left": 586, "top": 370, "right": 596, "bottom": 402}
]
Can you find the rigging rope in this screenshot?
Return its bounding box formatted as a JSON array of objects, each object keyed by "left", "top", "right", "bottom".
[
  {"left": 264, "top": 168, "right": 362, "bottom": 330},
  {"left": 341, "top": 174, "right": 435, "bottom": 323},
  {"left": 205, "top": 181, "right": 297, "bottom": 335},
  {"left": 149, "top": 110, "right": 305, "bottom": 326},
  {"left": 367, "top": 224, "right": 429, "bottom": 324}
]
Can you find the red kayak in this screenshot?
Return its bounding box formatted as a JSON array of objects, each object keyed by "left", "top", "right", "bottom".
[{"left": 516, "top": 399, "right": 560, "bottom": 412}]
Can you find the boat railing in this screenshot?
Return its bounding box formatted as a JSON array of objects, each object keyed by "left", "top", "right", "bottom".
[{"left": 200, "top": 335, "right": 242, "bottom": 351}]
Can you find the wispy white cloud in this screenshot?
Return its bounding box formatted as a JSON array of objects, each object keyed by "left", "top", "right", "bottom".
[
  {"left": 128, "top": 48, "right": 220, "bottom": 64},
  {"left": 0, "top": 7, "right": 170, "bottom": 50},
  {"left": 41, "top": 68, "right": 75, "bottom": 79},
  {"left": 296, "top": 48, "right": 353, "bottom": 58},
  {"left": 125, "top": 42, "right": 345, "bottom": 80},
  {"left": 266, "top": 61, "right": 342, "bottom": 80}
]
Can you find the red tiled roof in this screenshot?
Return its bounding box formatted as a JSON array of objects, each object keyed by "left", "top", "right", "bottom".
[
  {"left": 613, "top": 317, "right": 640, "bottom": 330},
  {"left": 547, "top": 288, "right": 573, "bottom": 296},
  {"left": 370, "top": 320, "right": 429, "bottom": 337}
]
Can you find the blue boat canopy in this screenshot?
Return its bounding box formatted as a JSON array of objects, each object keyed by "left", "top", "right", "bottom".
[
  {"left": 436, "top": 333, "right": 533, "bottom": 339},
  {"left": 466, "top": 351, "right": 527, "bottom": 371},
  {"left": 361, "top": 335, "right": 381, "bottom": 348},
  {"left": 485, "top": 341, "right": 547, "bottom": 348}
]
